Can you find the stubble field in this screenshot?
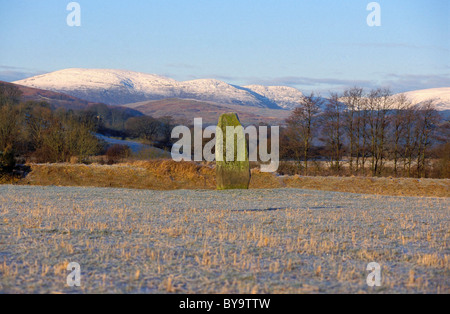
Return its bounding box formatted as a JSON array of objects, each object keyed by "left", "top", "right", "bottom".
[{"left": 0, "top": 185, "right": 448, "bottom": 294}]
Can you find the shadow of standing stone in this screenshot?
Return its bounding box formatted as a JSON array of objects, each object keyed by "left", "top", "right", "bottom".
[{"left": 216, "top": 113, "right": 251, "bottom": 190}]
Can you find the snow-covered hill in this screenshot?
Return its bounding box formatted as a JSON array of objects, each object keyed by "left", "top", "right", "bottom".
[
  {"left": 401, "top": 87, "right": 450, "bottom": 112},
  {"left": 14, "top": 69, "right": 285, "bottom": 109},
  {"left": 14, "top": 69, "right": 180, "bottom": 106},
  {"left": 243, "top": 85, "right": 304, "bottom": 109}
]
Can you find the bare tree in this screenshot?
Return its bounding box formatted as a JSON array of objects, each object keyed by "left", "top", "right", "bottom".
[
  {"left": 321, "top": 92, "right": 344, "bottom": 171},
  {"left": 359, "top": 97, "right": 370, "bottom": 174},
  {"left": 0, "top": 105, "right": 19, "bottom": 152},
  {"left": 22, "top": 102, "right": 54, "bottom": 151},
  {"left": 366, "top": 88, "right": 393, "bottom": 176},
  {"left": 0, "top": 83, "right": 22, "bottom": 107},
  {"left": 285, "top": 93, "right": 321, "bottom": 174},
  {"left": 125, "top": 116, "right": 161, "bottom": 143},
  {"left": 280, "top": 124, "right": 303, "bottom": 168},
  {"left": 402, "top": 105, "right": 418, "bottom": 177},
  {"left": 0, "top": 84, "right": 22, "bottom": 152},
  {"left": 342, "top": 87, "right": 364, "bottom": 173},
  {"left": 389, "top": 94, "right": 411, "bottom": 176},
  {"left": 415, "top": 100, "right": 439, "bottom": 178}
]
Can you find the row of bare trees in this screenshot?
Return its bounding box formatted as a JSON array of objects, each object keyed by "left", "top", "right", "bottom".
[
  {"left": 282, "top": 87, "right": 447, "bottom": 178},
  {"left": 0, "top": 84, "right": 101, "bottom": 169}
]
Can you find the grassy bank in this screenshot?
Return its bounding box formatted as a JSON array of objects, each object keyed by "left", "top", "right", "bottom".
[{"left": 5, "top": 160, "right": 449, "bottom": 197}]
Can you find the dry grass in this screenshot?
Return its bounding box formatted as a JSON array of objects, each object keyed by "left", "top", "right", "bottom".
[
  {"left": 283, "top": 175, "right": 450, "bottom": 198},
  {"left": 18, "top": 160, "right": 215, "bottom": 190},
  {"left": 12, "top": 161, "right": 450, "bottom": 197}
]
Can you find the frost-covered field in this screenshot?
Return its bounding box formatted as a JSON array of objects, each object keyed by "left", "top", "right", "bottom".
[{"left": 0, "top": 185, "right": 448, "bottom": 294}]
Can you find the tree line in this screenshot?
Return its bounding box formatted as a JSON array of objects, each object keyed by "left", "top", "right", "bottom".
[
  {"left": 0, "top": 85, "right": 100, "bottom": 167},
  {"left": 281, "top": 87, "right": 449, "bottom": 178},
  {"left": 0, "top": 84, "right": 175, "bottom": 173}
]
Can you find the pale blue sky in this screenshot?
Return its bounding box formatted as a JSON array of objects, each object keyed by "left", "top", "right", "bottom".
[{"left": 0, "top": 0, "right": 449, "bottom": 93}]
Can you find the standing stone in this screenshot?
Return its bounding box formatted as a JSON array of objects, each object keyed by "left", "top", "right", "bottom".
[{"left": 216, "top": 113, "right": 251, "bottom": 190}]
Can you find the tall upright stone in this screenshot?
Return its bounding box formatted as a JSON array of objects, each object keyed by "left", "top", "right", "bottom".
[{"left": 216, "top": 113, "right": 251, "bottom": 190}]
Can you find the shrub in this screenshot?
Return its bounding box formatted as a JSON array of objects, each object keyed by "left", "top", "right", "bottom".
[
  {"left": 277, "top": 161, "right": 303, "bottom": 176},
  {"left": 0, "top": 145, "right": 15, "bottom": 174},
  {"left": 106, "top": 144, "right": 131, "bottom": 164},
  {"left": 430, "top": 143, "right": 450, "bottom": 179}
]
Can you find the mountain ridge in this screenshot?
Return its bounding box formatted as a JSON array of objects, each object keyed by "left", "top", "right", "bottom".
[
  {"left": 12, "top": 68, "right": 450, "bottom": 112},
  {"left": 13, "top": 69, "right": 302, "bottom": 109}
]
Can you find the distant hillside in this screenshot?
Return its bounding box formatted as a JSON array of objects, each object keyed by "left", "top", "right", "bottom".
[
  {"left": 1, "top": 80, "right": 100, "bottom": 110},
  {"left": 13, "top": 68, "right": 302, "bottom": 109},
  {"left": 401, "top": 87, "right": 450, "bottom": 112},
  {"left": 243, "top": 85, "right": 304, "bottom": 109},
  {"left": 125, "top": 98, "right": 291, "bottom": 125},
  {"left": 1, "top": 81, "right": 144, "bottom": 131}
]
